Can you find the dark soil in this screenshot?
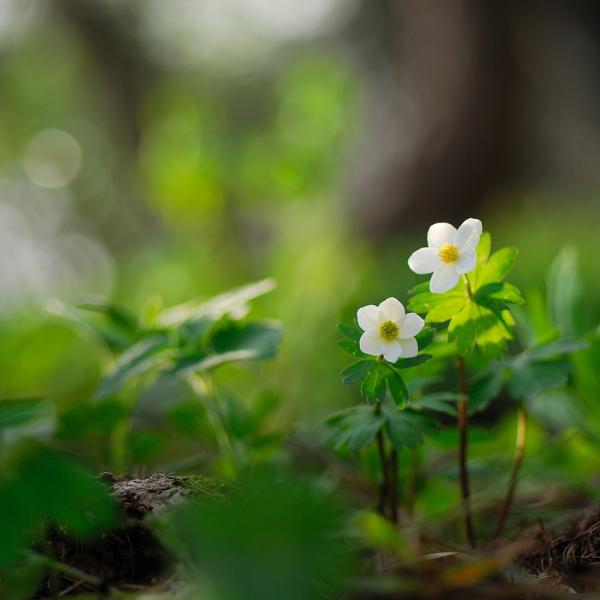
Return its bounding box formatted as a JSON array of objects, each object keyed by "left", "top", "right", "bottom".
[{"left": 36, "top": 473, "right": 217, "bottom": 597}]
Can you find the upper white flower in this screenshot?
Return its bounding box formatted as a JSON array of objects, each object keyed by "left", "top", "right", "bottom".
[
  {"left": 357, "top": 297, "right": 424, "bottom": 363},
  {"left": 408, "top": 218, "right": 483, "bottom": 294}
]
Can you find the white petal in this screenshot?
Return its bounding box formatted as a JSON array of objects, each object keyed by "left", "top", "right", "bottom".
[
  {"left": 398, "top": 313, "right": 424, "bottom": 339},
  {"left": 456, "top": 250, "right": 476, "bottom": 274},
  {"left": 359, "top": 331, "right": 383, "bottom": 357},
  {"left": 408, "top": 247, "right": 440, "bottom": 274},
  {"left": 357, "top": 305, "right": 379, "bottom": 331},
  {"left": 455, "top": 218, "right": 482, "bottom": 251},
  {"left": 430, "top": 264, "right": 460, "bottom": 294},
  {"left": 381, "top": 341, "right": 402, "bottom": 363},
  {"left": 427, "top": 222, "right": 456, "bottom": 248},
  {"left": 378, "top": 297, "right": 405, "bottom": 322},
  {"left": 399, "top": 337, "right": 419, "bottom": 358}
]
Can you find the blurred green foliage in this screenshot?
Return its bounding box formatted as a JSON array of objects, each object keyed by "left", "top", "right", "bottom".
[{"left": 1, "top": 4, "right": 600, "bottom": 598}]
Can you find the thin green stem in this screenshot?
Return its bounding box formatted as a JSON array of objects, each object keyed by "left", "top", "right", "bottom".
[
  {"left": 463, "top": 274, "right": 474, "bottom": 301},
  {"left": 187, "top": 373, "right": 238, "bottom": 476},
  {"left": 494, "top": 399, "right": 527, "bottom": 538},
  {"left": 456, "top": 355, "right": 476, "bottom": 548}
]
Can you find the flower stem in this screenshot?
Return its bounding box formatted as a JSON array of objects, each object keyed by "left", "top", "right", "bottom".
[
  {"left": 463, "top": 274, "right": 474, "bottom": 301},
  {"left": 456, "top": 355, "right": 476, "bottom": 548},
  {"left": 374, "top": 402, "right": 390, "bottom": 518},
  {"left": 494, "top": 399, "right": 527, "bottom": 538},
  {"left": 389, "top": 448, "right": 399, "bottom": 523}
]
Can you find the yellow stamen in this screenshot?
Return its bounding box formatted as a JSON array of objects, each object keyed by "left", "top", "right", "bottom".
[
  {"left": 438, "top": 243, "right": 459, "bottom": 264},
  {"left": 379, "top": 320, "right": 399, "bottom": 342}
]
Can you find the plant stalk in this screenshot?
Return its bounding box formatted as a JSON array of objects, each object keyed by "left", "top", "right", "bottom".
[
  {"left": 187, "top": 373, "right": 238, "bottom": 476},
  {"left": 494, "top": 399, "right": 527, "bottom": 538},
  {"left": 389, "top": 448, "right": 399, "bottom": 523},
  {"left": 374, "top": 402, "right": 389, "bottom": 518},
  {"left": 456, "top": 355, "right": 476, "bottom": 548}
]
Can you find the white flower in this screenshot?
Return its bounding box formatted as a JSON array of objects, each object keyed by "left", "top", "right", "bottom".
[
  {"left": 357, "top": 297, "right": 424, "bottom": 363},
  {"left": 408, "top": 218, "right": 483, "bottom": 294}
]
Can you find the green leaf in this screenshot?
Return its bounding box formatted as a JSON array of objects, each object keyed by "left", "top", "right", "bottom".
[
  {"left": 392, "top": 354, "right": 432, "bottom": 369},
  {"left": 508, "top": 361, "right": 570, "bottom": 399},
  {"left": 427, "top": 295, "right": 469, "bottom": 323},
  {"left": 411, "top": 393, "right": 459, "bottom": 416},
  {"left": 325, "top": 406, "right": 385, "bottom": 450},
  {"left": 157, "top": 278, "right": 275, "bottom": 328},
  {"left": 76, "top": 297, "right": 140, "bottom": 334},
  {"left": 337, "top": 338, "right": 365, "bottom": 358},
  {"left": 386, "top": 370, "right": 409, "bottom": 406},
  {"left": 474, "top": 282, "right": 524, "bottom": 311},
  {"left": 526, "top": 338, "right": 587, "bottom": 361},
  {"left": 210, "top": 320, "right": 283, "bottom": 360},
  {"left": 383, "top": 405, "right": 436, "bottom": 450},
  {"left": 407, "top": 290, "right": 466, "bottom": 322},
  {"left": 175, "top": 349, "right": 267, "bottom": 374},
  {"left": 341, "top": 360, "right": 374, "bottom": 384},
  {"left": 337, "top": 323, "right": 362, "bottom": 341},
  {"left": 0, "top": 553, "right": 45, "bottom": 600},
  {"left": 547, "top": 247, "right": 584, "bottom": 336},
  {"left": 448, "top": 304, "right": 476, "bottom": 356},
  {"left": 468, "top": 364, "right": 505, "bottom": 413},
  {"left": 0, "top": 398, "right": 54, "bottom": 442},
  {"left": 95, "top": 333, "right": 171, "bottom": 399},
  {"left": 0, "top": 446, "right": 116, "bottom": 566},
  {"left": 360, "top": 363, "right": 387, "bottom": 404},
  {"left": 478, "top": 247, "right": 518, "bottom": 285},
  {"left": 415, "top": 326, "right": 436, "bottom": 350}
]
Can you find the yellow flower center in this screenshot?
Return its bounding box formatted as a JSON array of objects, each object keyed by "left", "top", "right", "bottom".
[
  {"left": 438, "top": 243, "right": 459, "bottom": 264},
  {"left": 379, "top": 320, "right": 399, "bottom": 342}
]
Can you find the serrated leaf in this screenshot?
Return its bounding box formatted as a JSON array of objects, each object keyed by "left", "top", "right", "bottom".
[
  {"left": 408, "top": 290, "right": 465, "bottom": 320},
  {"left": 479, "top": 247, "right": 518, "bottom": 285},
  {"left": 361, "top": 363, "right": 387, "bottom": 404},
  {"left": 337, "top": 323, "right": 362, "bottom": 341},
  {"left": 448, "top": 304, "right": 476, "bottom": 356},
  {"left": 325, "top": 406, "right": 385, "bottom": 450},
  {"left": 427, "top": 296, "right": 469, "bottom": 323},
  {"left": 341, "top": 360, "right": 374, "bottom": 384}
]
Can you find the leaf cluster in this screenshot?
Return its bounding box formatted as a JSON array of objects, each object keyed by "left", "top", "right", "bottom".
[
  {"left": 408, "top": 233, "right": 523, "bottom": 358},
  {"left": 52, "top": 279, "right": 283, "bottom": 400}
]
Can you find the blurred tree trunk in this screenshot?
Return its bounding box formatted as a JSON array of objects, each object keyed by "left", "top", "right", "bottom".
[{"left": 349, "top": 0, "right": 523, "bottom": 234}]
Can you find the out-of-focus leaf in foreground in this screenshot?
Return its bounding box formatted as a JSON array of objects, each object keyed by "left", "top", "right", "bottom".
[
  {"left": 158, "top": 469, "right": 352, "bottom": 600},
  {"left": 0, "top": 444, "right": 116, "bottom": 566}
]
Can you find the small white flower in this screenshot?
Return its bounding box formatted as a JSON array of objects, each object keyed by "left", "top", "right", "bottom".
[
  {"left": 408, "top": 218, "right": 483, "bottom": 294},
  {"left": 357, "top": 297, "right": 424, "bottom": 363}
]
